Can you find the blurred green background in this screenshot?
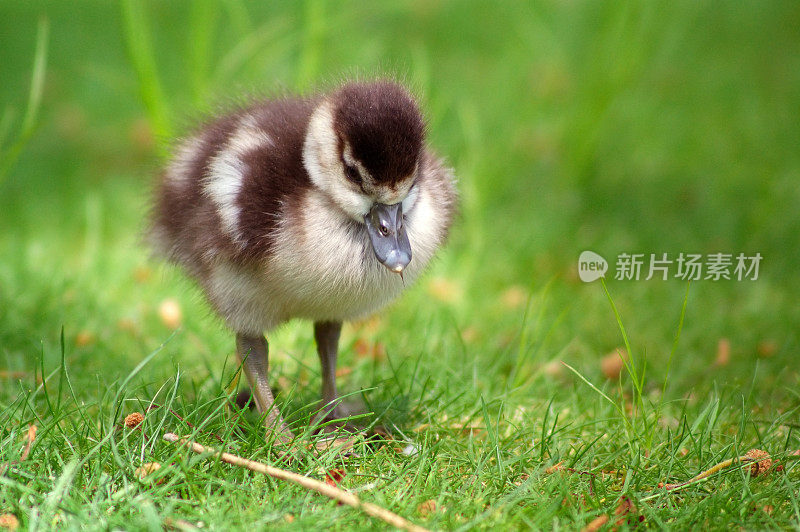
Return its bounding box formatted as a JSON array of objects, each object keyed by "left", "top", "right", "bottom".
[
  {"left": 1, "top": 1, "right": 799, "bottom": 400},
  {"left": 1, "top": 2, "right": 799, "bottom": 528}
]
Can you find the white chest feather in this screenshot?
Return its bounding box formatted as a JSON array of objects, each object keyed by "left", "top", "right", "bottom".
[{"left": 205, "top": 182, "right": 445, "bottom": 335}]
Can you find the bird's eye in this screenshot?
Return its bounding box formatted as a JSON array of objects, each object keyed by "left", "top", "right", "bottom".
[{"left": 344, "top": 163, "right": 361, "bottom": 184}]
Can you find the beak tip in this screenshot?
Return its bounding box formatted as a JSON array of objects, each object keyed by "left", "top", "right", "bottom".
[{"left": 384, "top": 250, "right": 411, "bottom": 274}]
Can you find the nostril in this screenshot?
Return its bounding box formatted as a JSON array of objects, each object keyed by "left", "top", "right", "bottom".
[{"left": 379, "top": 224, "right": 390, "bottom": 237}]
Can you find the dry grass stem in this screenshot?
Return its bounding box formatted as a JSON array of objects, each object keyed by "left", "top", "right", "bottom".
[
  {"left": 0, "top": 425, "right": 37, "bottom": 476},
  {"left": 163, "top": 433, "right": 429, "bottom": 532},
  {"left": 662, "top": 449, "right": 772, "bottom": 490},
  {"left": 581, "top": 514, "right": 609, "bottom": 532}
]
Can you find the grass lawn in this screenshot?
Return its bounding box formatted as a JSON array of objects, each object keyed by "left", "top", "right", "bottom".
[{"left": 1, "top": 1, "right": 799, "bottom": 529}]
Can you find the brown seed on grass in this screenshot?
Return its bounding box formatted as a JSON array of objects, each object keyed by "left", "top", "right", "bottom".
[
  {"left": 158, "top": 299, "right": 183, "bottom": 329},
  {"left": 500, "top": 285, "right": 527, "bottom": 309},
  {"left": 133, "top": 266, "right": 152, "bottom": 283},
  {"left": 756, "top": 340, "right": 778, "bottom": 358},
  {"left": 427, "top": 277, "right": 462, "bottom": 304},
  {"left": 335, "top": 367, "right": 352, "bottom": 378},
  {"left": 0, "top": 514, "right": 19, "bottom": 531},
  {"left": 543, "top": 360, "right": 564, "bottom": 378},
  {"left": 117, "top": 318, "right": 139, "bottom": 334},
  {"left": 600, "top": 349, "right": 628, "bottom": 380},
  {"left": 417, "top": 500, "right": 437, "bottom": 517},
  {"left": 75, "top": 330, "right": 95, "bottom": 347},
  {"left": 715, "top": 338, "right": 731, "bottom": 367},
  {"left": 124, "top": 412, "right": 145, "bottom": 429},
  {"left": 744, "top": 449, "right": 772, "bottom": 477},
  {"left": 325, "top": 468, "right": 346, "bottom": 487},
  {"left": 0, "top": 371, "right": 27, "bottom": 379},
  {"left": 129, "top": 117, "right": 155, "bottom": 153},
  {"left": 460, "top": 326, "right": 479, "bottom": 344},
  {"left": 545, "top": 461, "right": 564, "bottom": 474},
  {"left": 353, "top": 338, "right": 386, "bottom": 361},
  {"left": 353, "top": 338, "right": 370, "bottom": 358},
  {"left": 351, "top": 315, "right": 383, "bottom": 333},
  {"left": 135, "top": 462, "right": 161, "bottom": 479}
]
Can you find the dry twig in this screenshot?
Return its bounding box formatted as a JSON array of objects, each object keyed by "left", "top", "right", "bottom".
[
  {"left": 163, "top": 433, "right": 429, "bottom": 532},
  {"left": 581, "top": 496, "right": 637, "bottom": 531},
  {"left": 19, "top": 425, "right": 36, "bottom": 461},
  {"left": 660, "top": 448, "right": 772, "bottom": 491},
  {"left": 581, "top": 514, "right": 608, "bottom": 532}
]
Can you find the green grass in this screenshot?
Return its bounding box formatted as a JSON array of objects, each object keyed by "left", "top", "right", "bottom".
[
  {"left": 1, "top": 1, "right": 799, "bottom": 529},
  {"left": 0, "top": 16, "right": 48, "bottom": 182}
]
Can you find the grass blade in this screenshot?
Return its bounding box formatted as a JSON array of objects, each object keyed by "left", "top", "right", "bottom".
[
  {"left": 0, "top": 17, "right": 49, "bottom": 182},
  {"left": 120, "top": 0, "right": 172, "bottom": 147},
  {"left": 188, "top": 0, "right": 218, "bottom": 104},
  {"left": 296, "top": 0, "right": 325, "bottom": 89}
]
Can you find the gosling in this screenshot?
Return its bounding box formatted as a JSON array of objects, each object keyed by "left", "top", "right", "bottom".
[{"left": 150, "top": 80, "right": 457, "bottom": 441}]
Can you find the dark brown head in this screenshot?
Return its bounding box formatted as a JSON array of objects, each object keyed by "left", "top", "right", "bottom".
[
  {"left": 332, "top": 81, "right": 424, "bottom": 187},
  {"left": 302, "top": 80, "right": 425, "bottom": 272}
]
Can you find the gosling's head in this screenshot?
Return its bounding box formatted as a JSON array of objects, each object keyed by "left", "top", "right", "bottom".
[{"left": 303, "top": 80, "right": 425, "bottom": 273}]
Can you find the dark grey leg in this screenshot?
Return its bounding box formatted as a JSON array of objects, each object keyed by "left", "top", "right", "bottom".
[
  {"left": 235, "top": 333, "right": 293, "bottom": 444},
  {"left": 313, "top": 321, "right": 345, "bottom": 421}
]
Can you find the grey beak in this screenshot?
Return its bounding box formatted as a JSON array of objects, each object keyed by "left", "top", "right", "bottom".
[{"left": 364, "top": 202, "right": 412, "bottom": 273}]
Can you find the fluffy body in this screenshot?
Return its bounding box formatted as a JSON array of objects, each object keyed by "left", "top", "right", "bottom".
[{"left": 151, "top": 83, "right": 456, "bottom": 336}]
